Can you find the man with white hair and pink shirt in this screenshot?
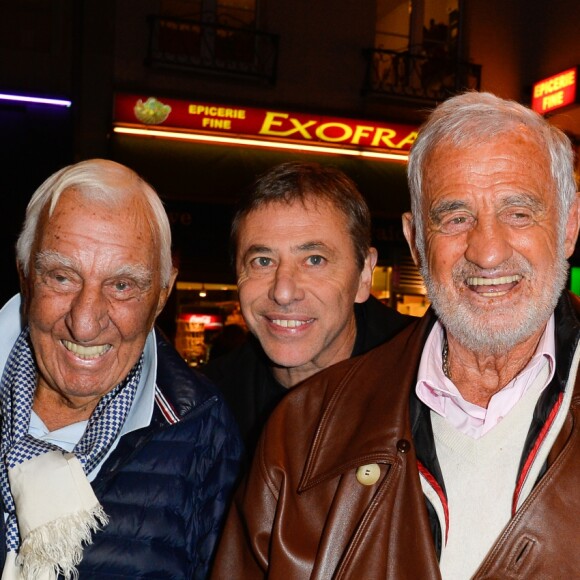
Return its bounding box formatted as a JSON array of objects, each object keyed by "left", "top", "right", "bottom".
[{"left": 213, "top": 92, "right": 580, "bottom": 578}]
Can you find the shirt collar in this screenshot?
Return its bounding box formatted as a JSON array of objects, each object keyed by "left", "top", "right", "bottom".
[
  {"left": 416, "top": 316, "right": 556, "bottom": 437},
  {"left": 122, "top": 329, "right": 156, "bottom": 435}
]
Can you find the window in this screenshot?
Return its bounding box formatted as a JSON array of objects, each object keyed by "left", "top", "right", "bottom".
[
  {"left": 369, "top": 0, "right": 474, "bottom": 101},
  {"left": 375, "top": 0, "right": 411, "bottom": 52},
  {"left": 375, "top": 0, "right": 460, "bottom": 57},
  {"left": 152, "top": 0, "right": 275, "bottom": 82},
  {"left": 160, "top": 0, "right": 258, "bottom": 28}
]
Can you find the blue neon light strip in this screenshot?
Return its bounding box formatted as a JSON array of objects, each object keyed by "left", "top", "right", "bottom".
[{"left": 0, "top": 93, "right": 71, "bottom": 108}]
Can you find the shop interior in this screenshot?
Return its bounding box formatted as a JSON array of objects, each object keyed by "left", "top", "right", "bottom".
[{"left": 172, "top": 265, "right": 430, "bottom": 368}]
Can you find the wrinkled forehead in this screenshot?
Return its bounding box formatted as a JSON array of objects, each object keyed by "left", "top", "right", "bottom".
[
  {"left": 239, "top": 197, "right": 352, "bottom": 249},
  {"left": 422, "top": 132, "right": 554, "bottom": 196},
  {"left": 35, "top": 187, "right": 160, "bottom": 255},
  {"left": 426, "top": 125, "right": 550, "bottom": 164},
  {"left": 238, "top": 196, "right": 353, "bottom": 247},
  {"left": 244, "top": 195, "right": 348, "bottom": 225}
]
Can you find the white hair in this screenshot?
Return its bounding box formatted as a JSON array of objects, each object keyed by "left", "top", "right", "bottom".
[
  {"left": 407, "top": 91, "right": 577, "bottom": 260},
  {"left": 16, "top": 159, "right": 174, "bottom": 287}
]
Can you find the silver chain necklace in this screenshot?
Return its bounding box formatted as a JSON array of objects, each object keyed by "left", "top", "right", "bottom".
[{"left": 442, "top": 334, "right": 452, "bottom": 379}]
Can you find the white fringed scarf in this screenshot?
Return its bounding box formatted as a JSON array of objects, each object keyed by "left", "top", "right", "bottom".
[{"left": 0, "top": 328, "right": 141, "bottom": 579}]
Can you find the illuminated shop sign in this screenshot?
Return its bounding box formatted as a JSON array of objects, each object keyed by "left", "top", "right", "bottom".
[
  {"left": 532, "top": 67, "right": 578, "bottom": 115},
  {"left": 178, "top": 313, "right": 223, "bottom": 330},
  {"left": 113, "top": 93, "right": 417, "bottom": 158}
]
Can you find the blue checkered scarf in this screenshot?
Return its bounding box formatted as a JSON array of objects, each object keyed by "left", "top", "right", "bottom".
[{"left": 0, "top": 327, "right": 142, "bottom": 556}]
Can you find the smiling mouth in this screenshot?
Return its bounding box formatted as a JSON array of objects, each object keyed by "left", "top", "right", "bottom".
[
  {"left": 466, "top": 274, "right": 522, "bottom": 297},
  {"left": 62, "top": 340, "right": 112, "bottom": 360},
  {"left": 270, "top": 319, "right": 313, "bottom": 329}
]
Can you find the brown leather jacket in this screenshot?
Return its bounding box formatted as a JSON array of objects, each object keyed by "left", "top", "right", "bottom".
[{"left": 212, "top": 293, "right": 580, "bottom": 579}]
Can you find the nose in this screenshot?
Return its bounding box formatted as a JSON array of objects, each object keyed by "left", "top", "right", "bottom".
[
  {"left": 464, "top": 217, "right": 513, "bottom": 269},
  {"left": 268, "top": 262, "right": 305, "bottom": 305},
  {"left": 65, "top": 285, "right": 110, "bottom": 342}
]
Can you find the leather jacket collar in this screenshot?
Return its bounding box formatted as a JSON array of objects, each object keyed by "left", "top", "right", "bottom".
[{"left": 297, "top": 292, "right": 580, "bottom": 494}]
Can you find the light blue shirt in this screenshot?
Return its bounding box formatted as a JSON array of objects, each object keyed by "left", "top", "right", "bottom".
[{"left": 0, "top": 294, "right": 158, "bottom": 481}]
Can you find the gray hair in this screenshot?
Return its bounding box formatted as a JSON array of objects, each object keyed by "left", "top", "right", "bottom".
[
  {"left": 407, "top": 91, "right": 577, "bottom": 258},
  {"left": 16, "top": 158, "right": 174, "bottom": 287},
  {"left": 231, "top": 161, "right": 372, "bottom": 270}
]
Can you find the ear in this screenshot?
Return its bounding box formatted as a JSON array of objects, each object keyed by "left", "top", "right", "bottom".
[
  {"left": 355, "top": 247, "right": 378, "bottom": 303},
  {"left": 155, "top": 267, "right": 178, "bottom": 318},
  {"left": 16, "top": 260, "right": 30, "bottom": 319},
  {"left": 402, "top": 212, "right": 421, "bottom": 267},
  {"left": 564, "top": 193, "right": 580, "bottom": 259}
]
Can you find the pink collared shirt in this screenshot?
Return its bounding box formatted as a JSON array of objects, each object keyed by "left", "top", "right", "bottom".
[{"left": 415, "top": 317, "right": 555, "bottom": 439}]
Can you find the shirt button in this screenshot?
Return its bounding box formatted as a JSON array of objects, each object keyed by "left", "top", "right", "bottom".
[
  {"left": 356, "top": 463, "right": 381, "bottom": 485},
  {"left": 397, "top": 439, "right": 411, "bottom": 454}
]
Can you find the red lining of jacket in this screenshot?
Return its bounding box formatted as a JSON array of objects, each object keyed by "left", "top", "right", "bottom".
[
  {"left": 512, "top": 392, "right": 564, "bottom": 515},
  {"left": 418, "top": 459, "right": 449, "bottom": 544}
]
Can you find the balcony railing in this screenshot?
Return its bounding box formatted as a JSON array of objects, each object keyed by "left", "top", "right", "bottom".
[
  {"left": 363, "top": 48, "right": 481, "bottom": 102},
  {"left": 146, "top": 15, "right": 279, "bottom": 84}
]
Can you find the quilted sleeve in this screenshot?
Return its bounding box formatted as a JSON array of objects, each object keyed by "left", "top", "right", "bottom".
[{"left": 191, "top": 396, "right": 244, "bottom": 579}]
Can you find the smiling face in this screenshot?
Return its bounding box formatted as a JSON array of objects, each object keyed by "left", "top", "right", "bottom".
[
  {"left": 22, "top": 188, "right": 174, "bottom": 413},
  {"left": 236, "top": 197, "right": 375, "bottom": 386},
  {"left": 403, "top": 133, "right": 580, "bottom": 355}
]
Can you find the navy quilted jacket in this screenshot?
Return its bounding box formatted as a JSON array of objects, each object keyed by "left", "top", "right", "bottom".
[{"left": 0, "top": 331, "right": 244, "bottom": 579}]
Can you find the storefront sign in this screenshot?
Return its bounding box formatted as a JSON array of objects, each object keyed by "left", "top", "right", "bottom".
[
  {"left": 532, "top": 67, "right": 578, "bottom": 115},
  {"left": 178, "top": 312, "right": 223, "bottom": 330},
  {"left": 114, "top": 93, "right": 418, "bottom": 153}
]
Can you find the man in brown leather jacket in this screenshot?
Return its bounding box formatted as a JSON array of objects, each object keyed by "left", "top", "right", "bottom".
[{"left": 212, "top": 92, "right": 580, "bottom": 578}]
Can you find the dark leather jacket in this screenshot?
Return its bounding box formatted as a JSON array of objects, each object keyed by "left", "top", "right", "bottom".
[{"left": 212, "top": 292, "right": 580, "bottom": 579}]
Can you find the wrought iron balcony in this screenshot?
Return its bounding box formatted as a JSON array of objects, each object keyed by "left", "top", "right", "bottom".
[
  {"left": 146, "top": 15, "right": 279, "bottom": 84},
  {"left": 363, "top": 48, "right": 481, "bottom": 102}
]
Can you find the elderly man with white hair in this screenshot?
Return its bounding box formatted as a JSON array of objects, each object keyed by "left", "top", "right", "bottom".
[{"left": 0, "top": 159, "right": 242, "bottom": 579}]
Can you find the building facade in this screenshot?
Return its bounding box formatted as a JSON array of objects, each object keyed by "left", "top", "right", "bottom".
[{"left": 2, "top": 0, "right": 579, "bottom": 341}]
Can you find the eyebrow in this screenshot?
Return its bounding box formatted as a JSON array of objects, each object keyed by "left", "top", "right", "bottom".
[
  {"left": 295, "top": 241, "right": 331, "bottom": 253},
  {"left": 243, "top": 244, "right": 272, "bottom": 256},
  {"left": 240, "top": 244, "right": 273, "bottom": 265},
  {"left": 429, "top": 193, "right": 545, "bottom": 224},
  {"left": 429, "top": 200, "right": 469, "bottom": 224},
  {"left": 35, "top": 250, "right": 153, "bottom": 288},
  {"left": 239, "top": 240, "right": 335, "bottom": 269},
  {"left": 498, "top": 194, "right": 545, "bottom": 212},
  {"left": 35, "top": 250, "right": 76, "bottom": 272},
  {"left": 242, "top": 241, "right": 332, "bottom": 259},
  {"left": 112, "top": 264, "right": 154, "bottom": 288}
]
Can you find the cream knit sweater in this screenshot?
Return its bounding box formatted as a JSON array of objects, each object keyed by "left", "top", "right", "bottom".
[{"left": 434, "top": 360, "right": 550, "bottom": 580}]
